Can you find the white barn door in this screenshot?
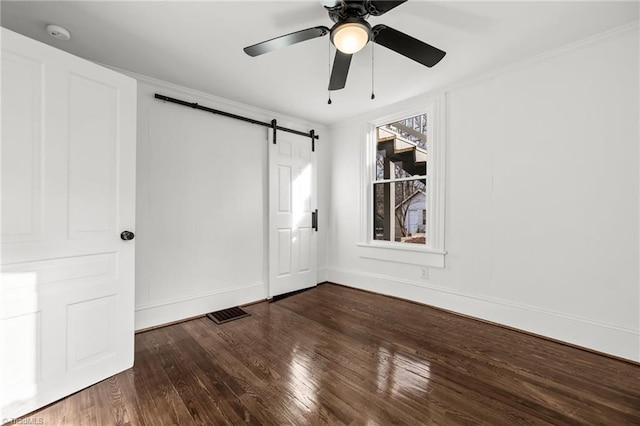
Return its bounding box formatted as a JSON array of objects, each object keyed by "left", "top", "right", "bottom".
[
  {"left": 1, "top": 29, "right": 136, "bottom": 419},
  {"left": 268, "top": 132, "right": 317, "bottom": 298}
]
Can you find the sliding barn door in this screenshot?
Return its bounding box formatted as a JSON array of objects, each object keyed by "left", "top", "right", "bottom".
[
  {"left": 268, "top": 132, "right": 317, "bottom": 298},
  {"left": 1, "top": 28, "right": 137, "bottom": 419}
]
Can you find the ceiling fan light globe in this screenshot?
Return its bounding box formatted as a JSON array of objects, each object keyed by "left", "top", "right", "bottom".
[{"left": 332, "top": 22, "right": 369, "bottom": 54}]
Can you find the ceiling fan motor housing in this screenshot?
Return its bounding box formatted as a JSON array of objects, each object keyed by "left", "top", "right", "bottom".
[{"left": 327, "top": 0, "right": 370, "bottom": 23}]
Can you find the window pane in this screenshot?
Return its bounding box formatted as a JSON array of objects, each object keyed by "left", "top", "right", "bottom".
[
  {"left": 388, "top": 114, "right": 427, "bottom": 149},
  {"left": 376, "top": 115, "right": 427, "bottom": 179},
  {"left": 373, "top": 179, "right": 426, "bottom": 244}
]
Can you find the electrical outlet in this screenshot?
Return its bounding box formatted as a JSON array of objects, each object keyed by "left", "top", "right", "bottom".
[{"left": 420, "top": 267, "right": 429, "bottom": 280}]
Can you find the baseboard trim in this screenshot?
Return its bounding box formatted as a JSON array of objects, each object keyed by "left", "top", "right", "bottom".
[
  {"left": 327, "top": 267, "right": 640, "bottom": 362},
  {"left": 135, "top": 281, "right": 266, "bottom": 331},
  {"left": 135, "top": 313, "right": 206, "bottom": 334},
  {"left": 317, "top": 267, "right": 328, "bottom": 283}
]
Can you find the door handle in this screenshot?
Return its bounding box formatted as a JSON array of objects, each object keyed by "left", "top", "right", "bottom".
[
  {"left": 312, "top": 209, "right": 318, "bottom": 232},
  {"left": 120, "top": 230, "right": 135, "bottom": 241}
]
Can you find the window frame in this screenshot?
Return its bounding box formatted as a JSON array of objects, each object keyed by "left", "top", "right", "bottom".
[{"left": 357, "top": 95, "right": 447, "bottom": 268}]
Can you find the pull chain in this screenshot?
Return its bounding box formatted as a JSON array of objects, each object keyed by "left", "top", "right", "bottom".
[
  {"left": 328, "top": 38, "right": 333, "bottom": 105},
  {"left": 371, "top": 42, "right": 376, "bottom": 100}
]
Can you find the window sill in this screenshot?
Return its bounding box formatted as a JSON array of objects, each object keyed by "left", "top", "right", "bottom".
[{"left": 356, "top": 242, "right": 446, "bottom": 268}]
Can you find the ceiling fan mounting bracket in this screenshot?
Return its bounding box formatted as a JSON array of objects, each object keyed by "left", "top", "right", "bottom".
[
  {"left": 371, "top": 24, "right": 385, "bottom": 39},
  {"left": 365, "top": 3, "right": 380, "bottom": 16}
]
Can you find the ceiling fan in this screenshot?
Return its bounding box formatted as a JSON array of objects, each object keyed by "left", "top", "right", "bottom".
[{"left": 243, "top": 0, "right": 446, "bottom": 91}]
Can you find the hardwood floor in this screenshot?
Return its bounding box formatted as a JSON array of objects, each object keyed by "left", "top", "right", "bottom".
[{"left": 23, "top": 283, "right": 640, "bottom": 425}]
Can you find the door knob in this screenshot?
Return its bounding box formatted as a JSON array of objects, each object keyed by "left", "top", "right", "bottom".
[{"left": 120, "top": 231, "right": 135, "bottom": 241}]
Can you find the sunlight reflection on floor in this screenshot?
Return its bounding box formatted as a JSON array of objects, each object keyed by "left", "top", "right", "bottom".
[
  {"left": 376, "top": 346, "right": 431, "bottom": 399},
  {"left": 286, "top": 343, "right": 318, "bottom": 415}
]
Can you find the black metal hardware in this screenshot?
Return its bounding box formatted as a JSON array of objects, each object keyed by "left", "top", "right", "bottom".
[
  {"left": 120, "top": 231, "right": 135, "bottom": 241},
  {"left": 310, "top": 129, "right": 315, "bottom": 152},
  {"left": 271, "top": 119, "right": 277, "bottom": 144},
  {"left": 154, "top": 94, "right": 319, "bottom": 143},
  {"left": 312, "top": 209, "right": 318, "bottom": 232}
]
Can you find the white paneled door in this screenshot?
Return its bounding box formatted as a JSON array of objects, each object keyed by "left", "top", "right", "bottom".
[
  {"left": 1, "top": 29, "right": 136, "bottom": 419},
  {"left": 268, "top": 132, "right": 317, "bottom": 298}
]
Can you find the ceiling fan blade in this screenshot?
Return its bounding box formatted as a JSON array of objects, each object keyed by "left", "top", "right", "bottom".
[
  {"left": 244, "top": 26, "right": 330, "bottom": 57},
  {"left": 367, "top": 0, "right": 407, "bottom": 16},
  {"left": 328, "top": 50, "right": 352, "bottom": 90},
  {"left": 372, "top": 25, "right": 446, "bottom": 67}
]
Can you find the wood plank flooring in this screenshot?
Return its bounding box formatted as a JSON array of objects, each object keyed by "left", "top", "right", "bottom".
[{"left": 22, "top": 283, "right": 640, "bottom": 425}]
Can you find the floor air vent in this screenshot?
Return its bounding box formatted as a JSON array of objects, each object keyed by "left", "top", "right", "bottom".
[{"left": 206, "top": 306, "right": 250, "bottom": 324}]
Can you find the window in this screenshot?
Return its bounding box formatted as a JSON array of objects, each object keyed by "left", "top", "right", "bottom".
[
  {"left": 374, "top": 113, "right": 428, "bottom": 245},
  {"left": 358, "top": 96, "right": 446, "bottom": 267}
]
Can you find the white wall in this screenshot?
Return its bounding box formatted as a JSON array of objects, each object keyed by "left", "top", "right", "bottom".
[
  {"left": 134, "top": 76, "right": 328, "bottom": 330},
  {"left": 327, "top": 25, "right": 640, "bottom": 361}
]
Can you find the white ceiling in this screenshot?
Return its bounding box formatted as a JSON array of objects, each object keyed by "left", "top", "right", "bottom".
[{"left": 1, "top": 1, "right": 638, "bottom": 125}]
